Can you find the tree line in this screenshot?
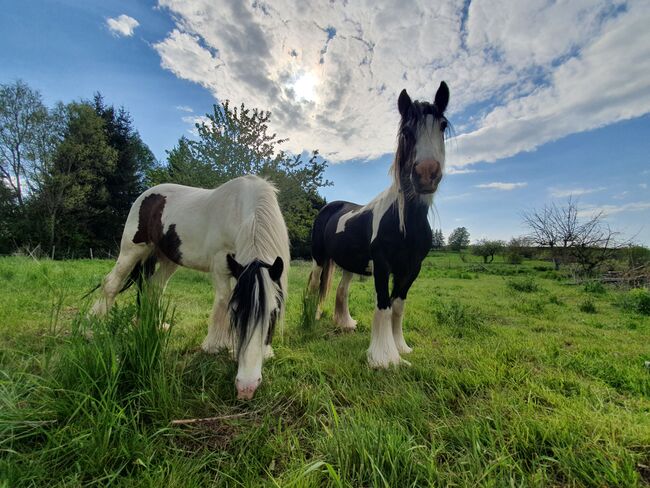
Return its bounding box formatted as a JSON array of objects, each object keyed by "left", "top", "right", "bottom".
[
  {"left": 433, "top": 203, "right": 649, "bottom": 276},
  {"left": 0, "top": 80, "right": 331, "bottom": 259}
]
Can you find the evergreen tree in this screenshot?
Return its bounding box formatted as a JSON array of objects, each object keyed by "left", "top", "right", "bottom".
[
  {"left": 37, "top": 102, "right": 117, "bottom": 256},
  {"left": 92, "top": 94, "right": 156, "bottom": 249},
  {"left": 431, "top": 229, "right": 445, "bottom": 249}
]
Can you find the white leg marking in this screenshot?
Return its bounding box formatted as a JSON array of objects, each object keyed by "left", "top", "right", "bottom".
[
  {"left": 391, "top": 298, "right": 412, "bottom": 354},
  {"left": 367, "top": 307, "right": 401, "bottom": 368},
  {"left": 334, "top": 270, "right": 357, "bottom": 331},
  {"left": 202, "top": 275, "right": 232, "bottom": 354}
]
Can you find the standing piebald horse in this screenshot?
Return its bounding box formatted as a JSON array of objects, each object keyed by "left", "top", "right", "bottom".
[
  {"left": 91, "top": 175, "right": 290, "bottom": 399},
  {"left": 308, "top": 82, "right": 450, "bottom": 368}
]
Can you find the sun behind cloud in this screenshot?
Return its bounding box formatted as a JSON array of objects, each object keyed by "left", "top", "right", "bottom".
[{"left": 291, "top": 72, "right": 318, "bottom": 102}]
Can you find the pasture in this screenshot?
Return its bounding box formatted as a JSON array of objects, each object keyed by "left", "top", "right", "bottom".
[{"left": 1, "top": 253, "right": 649, "bottom": 486}]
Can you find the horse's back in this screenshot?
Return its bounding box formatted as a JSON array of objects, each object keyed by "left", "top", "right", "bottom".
[{"left": 312, "top": 200, "right": 373, "bottom": 274}]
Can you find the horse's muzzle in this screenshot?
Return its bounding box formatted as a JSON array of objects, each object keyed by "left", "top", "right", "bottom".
[
  {"left": 236, "top": 377, "right": 261, "bottom": 400},
  {"left": 412, "top": 159, "right": 442, "bottom": 194}
]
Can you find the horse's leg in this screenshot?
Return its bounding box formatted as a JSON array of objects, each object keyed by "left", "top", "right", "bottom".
[
  {"left": 146, "top": 256, "right": 178, "bottom": 330},
  {"left": 334, "top": 270, "right": 357, "bottom": 331},
  {"left": 307, "top": 260, "right": 323, "bottom": 319},
  {"left": 367, "top": 254, "right": 401, "bottom": 368},
  {"left": 390, "top": 264, "right": 422, "bottom": 354},
  {"left": 390, "top": 298, "right": 412, "bottom": 354},
  {"left": 91, "top": 241, "right": 151, "bottom": 316},
  {"left": 201, "top": 272, "right": 233, "bottom": 355}
]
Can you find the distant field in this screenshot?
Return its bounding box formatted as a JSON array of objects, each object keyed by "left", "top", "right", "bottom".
[{"left": 1, "top": 253, "right": 649, "bottom": 486}]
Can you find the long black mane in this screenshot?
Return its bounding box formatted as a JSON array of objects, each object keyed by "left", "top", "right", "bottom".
[{"left": 228, "top": 260, "right": 283, "bottom": 357}]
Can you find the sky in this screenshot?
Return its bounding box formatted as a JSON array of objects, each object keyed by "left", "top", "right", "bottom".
[{"left": 1, "top": 0, "right": 649, "bottom": 243}]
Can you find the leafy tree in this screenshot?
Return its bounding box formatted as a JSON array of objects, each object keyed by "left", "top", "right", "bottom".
[
  {"left": 153, "top": 101, "right": 331, "bottom": 258},
  {"left": 0, "top": 182, "right": 17, "bottom": 253},
  {"left": 505, "top": 236, "right": 532, "bottom": 264},
  {"left": 34, "top": 102, "right": 117, "bottom": 256},
  {"left": 431, "top": 229, "right": 445, "bottom": 249},
  {"left": 448, "top": 227, "right": 470, "bottom": 252},
  {"left": 472, "top": 239, "right": 505, "bottom": 263},
  {"left": 0, "top": 80, "right": 48, "bottom": 206}
]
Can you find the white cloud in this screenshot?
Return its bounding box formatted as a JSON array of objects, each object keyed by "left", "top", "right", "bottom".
[
  {"left": 181, "top": 114, "right": 210, "bottom": 135},
  {"left": 549, "top": 186, "right": 606, "bottom": 198},
  {"left": 476, "top": 182, "right": 528, "bottom": 191},
  {"left": 640, "top": 183, "right": 648, "bottom": 189},
  {"left": 106, "top": 14, "right": 140, "bottom": 37},
  {"left": 578, "top": 201, "right": 650, "bottom": 217},
  {"left": 153, "top": 0, "right": 650, "bottom": 165},
  {"left": 176, "top": 105, "right": 194, "bottom": 113},
  {"left": 446, "top": 167, "right": 477, "bottom": 175}
]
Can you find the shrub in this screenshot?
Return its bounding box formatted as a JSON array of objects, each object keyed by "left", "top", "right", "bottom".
[
  {"left": 584, "top": 281, "right": 606, "bottom": 294},
  {"left": 507, "top": 277, "right": 540, "bottom": 293},
  {"left": 579, "top": 299, "right": 597, "bottom": 314},
  {"left": 619, "top": 288, "right": 650, "bottom": 315}
]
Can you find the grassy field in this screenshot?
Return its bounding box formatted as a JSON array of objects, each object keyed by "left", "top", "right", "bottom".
[{"left": 1, "top": 253, "right": 649, "bottom": 486}]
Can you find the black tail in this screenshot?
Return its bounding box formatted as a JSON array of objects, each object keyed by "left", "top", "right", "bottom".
[
  {"left": 82, "top": 254, "right": 158, "bottom": 301},
  {"left": 318, "top": 258, "right": 335, "bottom": 307}
]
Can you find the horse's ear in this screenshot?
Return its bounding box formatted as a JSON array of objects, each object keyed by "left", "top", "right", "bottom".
[
  {"left": 227, "top": 254, "right": 244, "bottom": 278},
  {"left": 398, "top": 89, "right": 412, "bottom": 118},
  {"left": 434, "top": 81, "right": 449, "bottom": 114},
  {"left": 268, "top": 256, "right": 284, "bottom": 282}
]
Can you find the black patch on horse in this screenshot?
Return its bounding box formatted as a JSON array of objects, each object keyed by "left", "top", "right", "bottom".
[{"left": 132, "top": 193, "right": 183, "bottom": 264}]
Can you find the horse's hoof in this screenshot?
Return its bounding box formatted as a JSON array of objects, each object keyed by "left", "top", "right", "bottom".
[
  {"left": 367, "top": 352, "right": 401, "bottom": 369},
  {"left": 336, "top": 317, "right": 357, "bottom": 331},
  {"left": 201, "top": 342, "right": 228, "bottom": 355},
  {"left": 396, "top": 344, "right": 413, "bottom": 354}
]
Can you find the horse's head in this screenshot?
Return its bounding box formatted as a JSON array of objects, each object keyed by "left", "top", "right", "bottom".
[
  {"left": 395, "top": 81, "right": 450, "bottom": 197},
  {"left": 227, "top": 254, "right": 284, "bottom": 400}
]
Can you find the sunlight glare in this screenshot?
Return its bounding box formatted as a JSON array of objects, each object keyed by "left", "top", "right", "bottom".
[{"left": 292, "top": 72, "right": 317, "bottom": 102}]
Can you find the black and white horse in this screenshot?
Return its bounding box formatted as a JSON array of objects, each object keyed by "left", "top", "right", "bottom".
[
  {"left": 308, "top": 82, "right": 450, "bottom": 368},
  {"left": 91, "top": 175, "right": 290, "bottom": 399}
]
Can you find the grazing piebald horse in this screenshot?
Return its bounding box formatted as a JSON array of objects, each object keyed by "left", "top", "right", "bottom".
[
  {"left": 308, "top": 82, "right": 450, "bottom": 368},
  {"left": 91, "top": 175, "right": 290, "bottom": 399}
]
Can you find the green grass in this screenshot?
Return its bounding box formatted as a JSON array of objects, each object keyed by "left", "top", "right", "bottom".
[{"left": 1, "top": 253, "right": 649, "bottom": 486}]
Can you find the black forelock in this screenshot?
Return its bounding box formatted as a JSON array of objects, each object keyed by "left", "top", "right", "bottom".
[{"left": 228, "top": 259, "right": 284, "bottom": 358}]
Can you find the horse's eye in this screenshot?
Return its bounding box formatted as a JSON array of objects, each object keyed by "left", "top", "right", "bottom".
[{"left": 440, "top": 121, "right": 448, "bottom": 132}]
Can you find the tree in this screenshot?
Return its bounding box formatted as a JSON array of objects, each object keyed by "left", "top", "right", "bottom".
[
  {"left": 472, "top": 239, "right": 505, "bottom": 263},
  {"left": 92, "top": 94, "right": 156, "bottom": 249},
  {"left": 448, "top": 227, "right": 470, "bottom": 252},
  {"left": 152, "top": 100, "right": 332, "bottom": 258},
  {"left": 431, "top": 229, "right": 445, "bottom": 249},
  {"left": 0, "top": 80, "right": 48, "bottom": 207},
  {"left": 505, "top": 236, "right": 533, "bottom": 264},
  {"left": 523, "top": 199, "right": 625, "bottom": 274},
  {"left": 33, "top": 102, "right": 117, "bottom": 255}
]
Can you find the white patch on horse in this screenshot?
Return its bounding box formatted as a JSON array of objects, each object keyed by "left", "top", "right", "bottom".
[
  {"left": 414, "top": 114, "right": 446, "bottom": 169},
  {"left": 336, "top": 209, "right": 360, "bottom": 233},
  {"left": 369, "top": 187, "right": 398, "bottom": 243}
]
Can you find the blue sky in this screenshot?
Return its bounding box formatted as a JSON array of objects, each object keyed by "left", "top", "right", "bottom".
[{"left": 1, "top": 0, "right": 649, "bottom": 243}]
